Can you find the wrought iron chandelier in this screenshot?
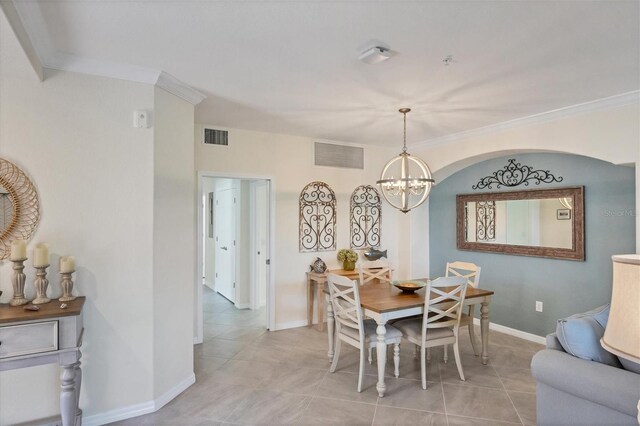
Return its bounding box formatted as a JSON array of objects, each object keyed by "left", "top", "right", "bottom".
[{"left": 376, "top": 108, "right": 435, "bottom": 213}]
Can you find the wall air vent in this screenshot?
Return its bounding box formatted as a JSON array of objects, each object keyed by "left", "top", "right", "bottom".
[
  {"left": 314, "top": 142, "right": 364, "bottom": 169},
  {"left": 203, "top": 128, "right": 228, "bottom": 146}
]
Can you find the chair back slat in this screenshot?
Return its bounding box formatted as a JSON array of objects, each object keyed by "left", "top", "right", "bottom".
[
  {"left": 423, "top": 276, "right": 468, "bottom": 332},
  {"left": 446, "top": 261, "right": 481, "bottom": 288},
  {"left": 327, "top": 273, "right": 364, "bottom": 341},
  {"left": 358, "top": 259, "right": 392, "bottom": 286}
]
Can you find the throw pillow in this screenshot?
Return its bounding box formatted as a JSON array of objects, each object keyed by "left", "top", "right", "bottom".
[{"left": 556, "top": 304, "right": 622, "bottom": 367}]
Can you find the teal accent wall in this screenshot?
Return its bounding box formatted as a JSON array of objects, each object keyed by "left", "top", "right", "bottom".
[{"left": 429, "top": 153, "right": 636, "bottom": 337}]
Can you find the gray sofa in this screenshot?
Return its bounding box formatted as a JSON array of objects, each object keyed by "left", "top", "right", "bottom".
[{"left": 531, "top": 333, "right": 640, "bottom": 426}]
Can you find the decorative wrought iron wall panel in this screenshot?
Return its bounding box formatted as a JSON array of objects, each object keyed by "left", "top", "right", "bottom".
[
  {"left": 476, "top": 201, "right": 495, "bottom": 241},
  {"left": 350, "top": 185, "right": 381, "bottom": 249},
  {"left": 472, "top": 158, "right": 563, "bottom": 190},
  {"left": 299, "top": 181, "right": 337, "bottom": 252}
]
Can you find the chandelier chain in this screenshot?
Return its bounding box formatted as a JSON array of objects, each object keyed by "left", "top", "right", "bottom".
[{"left": 402, "top": 111, "right": 407, "bottom": 153}]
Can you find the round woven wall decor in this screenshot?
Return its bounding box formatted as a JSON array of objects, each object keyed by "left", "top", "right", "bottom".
[{"left": 0, "top": 158, "right": 40, "bottom": 259}]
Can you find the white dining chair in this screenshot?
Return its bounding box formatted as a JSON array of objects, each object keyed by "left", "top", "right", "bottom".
[
  {"left": 445, "top": 261, "right": 481, "bottom": 356},
  {"left": 358, "top": 258, "right": 392, "bottom": 363},
  {"left": 327, "top": 273, "right": 402, "bottom": 392},
  {"left": 358, "top": 258, "right": 392, "bottom": 286},
  {"left": 393, "top": 276, "right": 468, "bottom": 390}
]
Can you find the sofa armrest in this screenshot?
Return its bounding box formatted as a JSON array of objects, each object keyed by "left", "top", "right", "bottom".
[
  {"left": 545, "top": 332, "right": 564, "bottom": 351},
  {"left": 531, "top": 349, "right": 640, "bottom": 418}
]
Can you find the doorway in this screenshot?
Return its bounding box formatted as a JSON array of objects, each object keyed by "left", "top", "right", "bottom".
[{"left": 195, "top": 173, "right": 274, "bottom": 344}]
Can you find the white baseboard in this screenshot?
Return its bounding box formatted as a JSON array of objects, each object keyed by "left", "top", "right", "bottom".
[
  {"left": 278, "top": 317, "right": 545, "bottom": 345},
  {"left": 82, "top": 401, "right": 154, "bottom": 426},
  {"left": 274, "top": 319, "right": 309, "bottom": 330},
  {"left": 82, "top": 373, "right": 195, "bottom": 426},
  {"left": 193, "top": 335, "right": 202, "bottom": 344},
  {"left": 154, "top": 373, "right": 196, "bottom": 411},
  {"left": 234, "top": 302, "right": 250, "bottom": 309},
  {"left": 472, "top": 318, "right": 546, "bottom": 345}
]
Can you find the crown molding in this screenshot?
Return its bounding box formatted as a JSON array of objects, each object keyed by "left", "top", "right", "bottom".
[
  {"left": 156, "top": 71, "right": 206, "bottom": 105},
  {"left": 411, "top": 90, "right": 640, "bottom": 150},
  {"left": 9, "top": 0, "right": 206, "bottom": 105},
  {"left": 45, "top": 52, "right": 161, "bottom": 85},
  {"left": 0, "top": 1, "right": 44, "bottom": 80},
  {"left": 44, "top": 54, "right": 206, "bottom": 105},
  {"left": 10, "top": 0, "right": 54, "bottom": 65}
]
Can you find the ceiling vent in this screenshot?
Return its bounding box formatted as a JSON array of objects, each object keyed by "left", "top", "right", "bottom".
[
  {"left": 203, "top": 128, "right": 228, "bottom": 146},
  {"left": 314, "top": 142, "right": 364, "bottom": 169}
]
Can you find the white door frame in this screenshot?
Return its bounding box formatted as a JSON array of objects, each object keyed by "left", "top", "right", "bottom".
[
  {"left": 249, "top": 180, "right": 269, "bottom": 310},
  {"left": 195, "top": 171, "right": 276, "bottom": 344}
]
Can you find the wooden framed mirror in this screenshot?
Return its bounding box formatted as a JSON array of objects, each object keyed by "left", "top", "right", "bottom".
[
  {"left": 0, "top": 158, "right": 40, "bottom": 260},
  {"left": 456, "top": 186, "right": 584, "bottom": 261}
]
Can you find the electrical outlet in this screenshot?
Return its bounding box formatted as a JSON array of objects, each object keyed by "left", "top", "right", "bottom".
[{"left": 536, "top": 301, "right": 543, "bottom": 312}]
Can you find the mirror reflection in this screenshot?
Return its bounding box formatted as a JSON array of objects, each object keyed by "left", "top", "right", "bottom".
[
  {"left": 456, "top": 186, "right": 584, "bottom": 261},
  {"left": 465, "top": 198, "right": 573, "bottom": 249}
]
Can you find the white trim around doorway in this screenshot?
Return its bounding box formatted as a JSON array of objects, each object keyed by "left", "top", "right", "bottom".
[{"left": 195, "top": 171, "right": 276, "bottom": 344}]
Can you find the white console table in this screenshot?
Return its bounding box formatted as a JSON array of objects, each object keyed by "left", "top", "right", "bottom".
[{"left": 0, "top": 297, "right": 85, "bottom": 426}]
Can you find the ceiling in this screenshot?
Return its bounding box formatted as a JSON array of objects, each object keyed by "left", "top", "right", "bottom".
[{"left": 10, "top": 0, "right": 640, "bottom": 146}]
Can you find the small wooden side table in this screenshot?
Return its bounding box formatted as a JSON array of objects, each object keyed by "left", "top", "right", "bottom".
[
  {"left": 0, "top": 297, "right": 85, "bottom": 426},
  {"left": 306, "top": 269, "right": 360, "bottom": 331}
]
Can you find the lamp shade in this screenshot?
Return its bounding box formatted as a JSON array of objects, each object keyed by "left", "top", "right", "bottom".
[{"left": 601, "top": 254, "right": 640, "bottom": 363}]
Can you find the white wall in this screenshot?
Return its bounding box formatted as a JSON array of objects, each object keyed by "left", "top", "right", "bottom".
[
  {"left": 152, "top": 86, "right": 195, "bottom": 399},
  {"left": 0, "top": 14, "right": 196, "bottom": 423},
  {"left": 195, "top": 126, "right": 407, "bottom": 329},
  {"left": 410, "top": 102, "right": 640, "bottom": 272},
  {"left": 0, "top": 18, "right": 155, "bottom": 423}
]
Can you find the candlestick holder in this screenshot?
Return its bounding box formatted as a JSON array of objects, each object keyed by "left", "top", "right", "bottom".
[
  {"left": 10, "top": 258, "right": 29, "bottom": 306},
  {"left": 59, "top": 270, "right": 76, "bottom": 302},
  {"left": 32, "top": 264, "right": 51, "bottom": 305}
]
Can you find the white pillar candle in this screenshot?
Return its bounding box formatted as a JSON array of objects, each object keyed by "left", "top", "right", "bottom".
[
  {"left": 33, "top": 243, "right": 49, "bottom": 267},
  {"left": 60, "top": 256, "right": 75, "bottom": 273},
  {"left": 10, "top": 239, "right": 27, "bottom": 260}
]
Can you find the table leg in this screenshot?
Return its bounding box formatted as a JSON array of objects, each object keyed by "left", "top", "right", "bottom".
[
  {"left": 481, "top": 300, "right": 490, "bottom": 365},
  {"left": 326, "top": 294, "right": 334, "bottom": 363},
  {"left": 317, "top": 282, "right": 324, "bottom": 331},
  {"left": 60, "top": 362, "right": 77, "bottom": 426},
  {"left": 74, "top": 350, "right": 82, "bottom": 425},
  {"left": 375, "top": 320, "right": 387, "bottom": 397},
  {"left": 307, "top": 276, "right": 313, "bottom": 327}
]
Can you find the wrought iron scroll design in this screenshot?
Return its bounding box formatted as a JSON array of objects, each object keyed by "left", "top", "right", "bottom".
[
  {"left": 299, "top": 181, "right": 337, "bottom": 252},
  {"left": 350, "top": 185, "right": 381, "bottom": 249},
  {"left": 476, "top": 201, "right": 495, "bottom": 241},
  {"left": 472, "top": 159, "right": 563, "bottom": 190}
]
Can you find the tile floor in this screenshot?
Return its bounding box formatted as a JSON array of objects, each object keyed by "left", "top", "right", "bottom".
[{"left": 112, "top": 287, "right": 542, "bottom": 425}]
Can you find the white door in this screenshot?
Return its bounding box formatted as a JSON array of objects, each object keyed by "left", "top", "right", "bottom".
[{"left": 215, "top": 188, "right": 236, "bottom": 302}]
